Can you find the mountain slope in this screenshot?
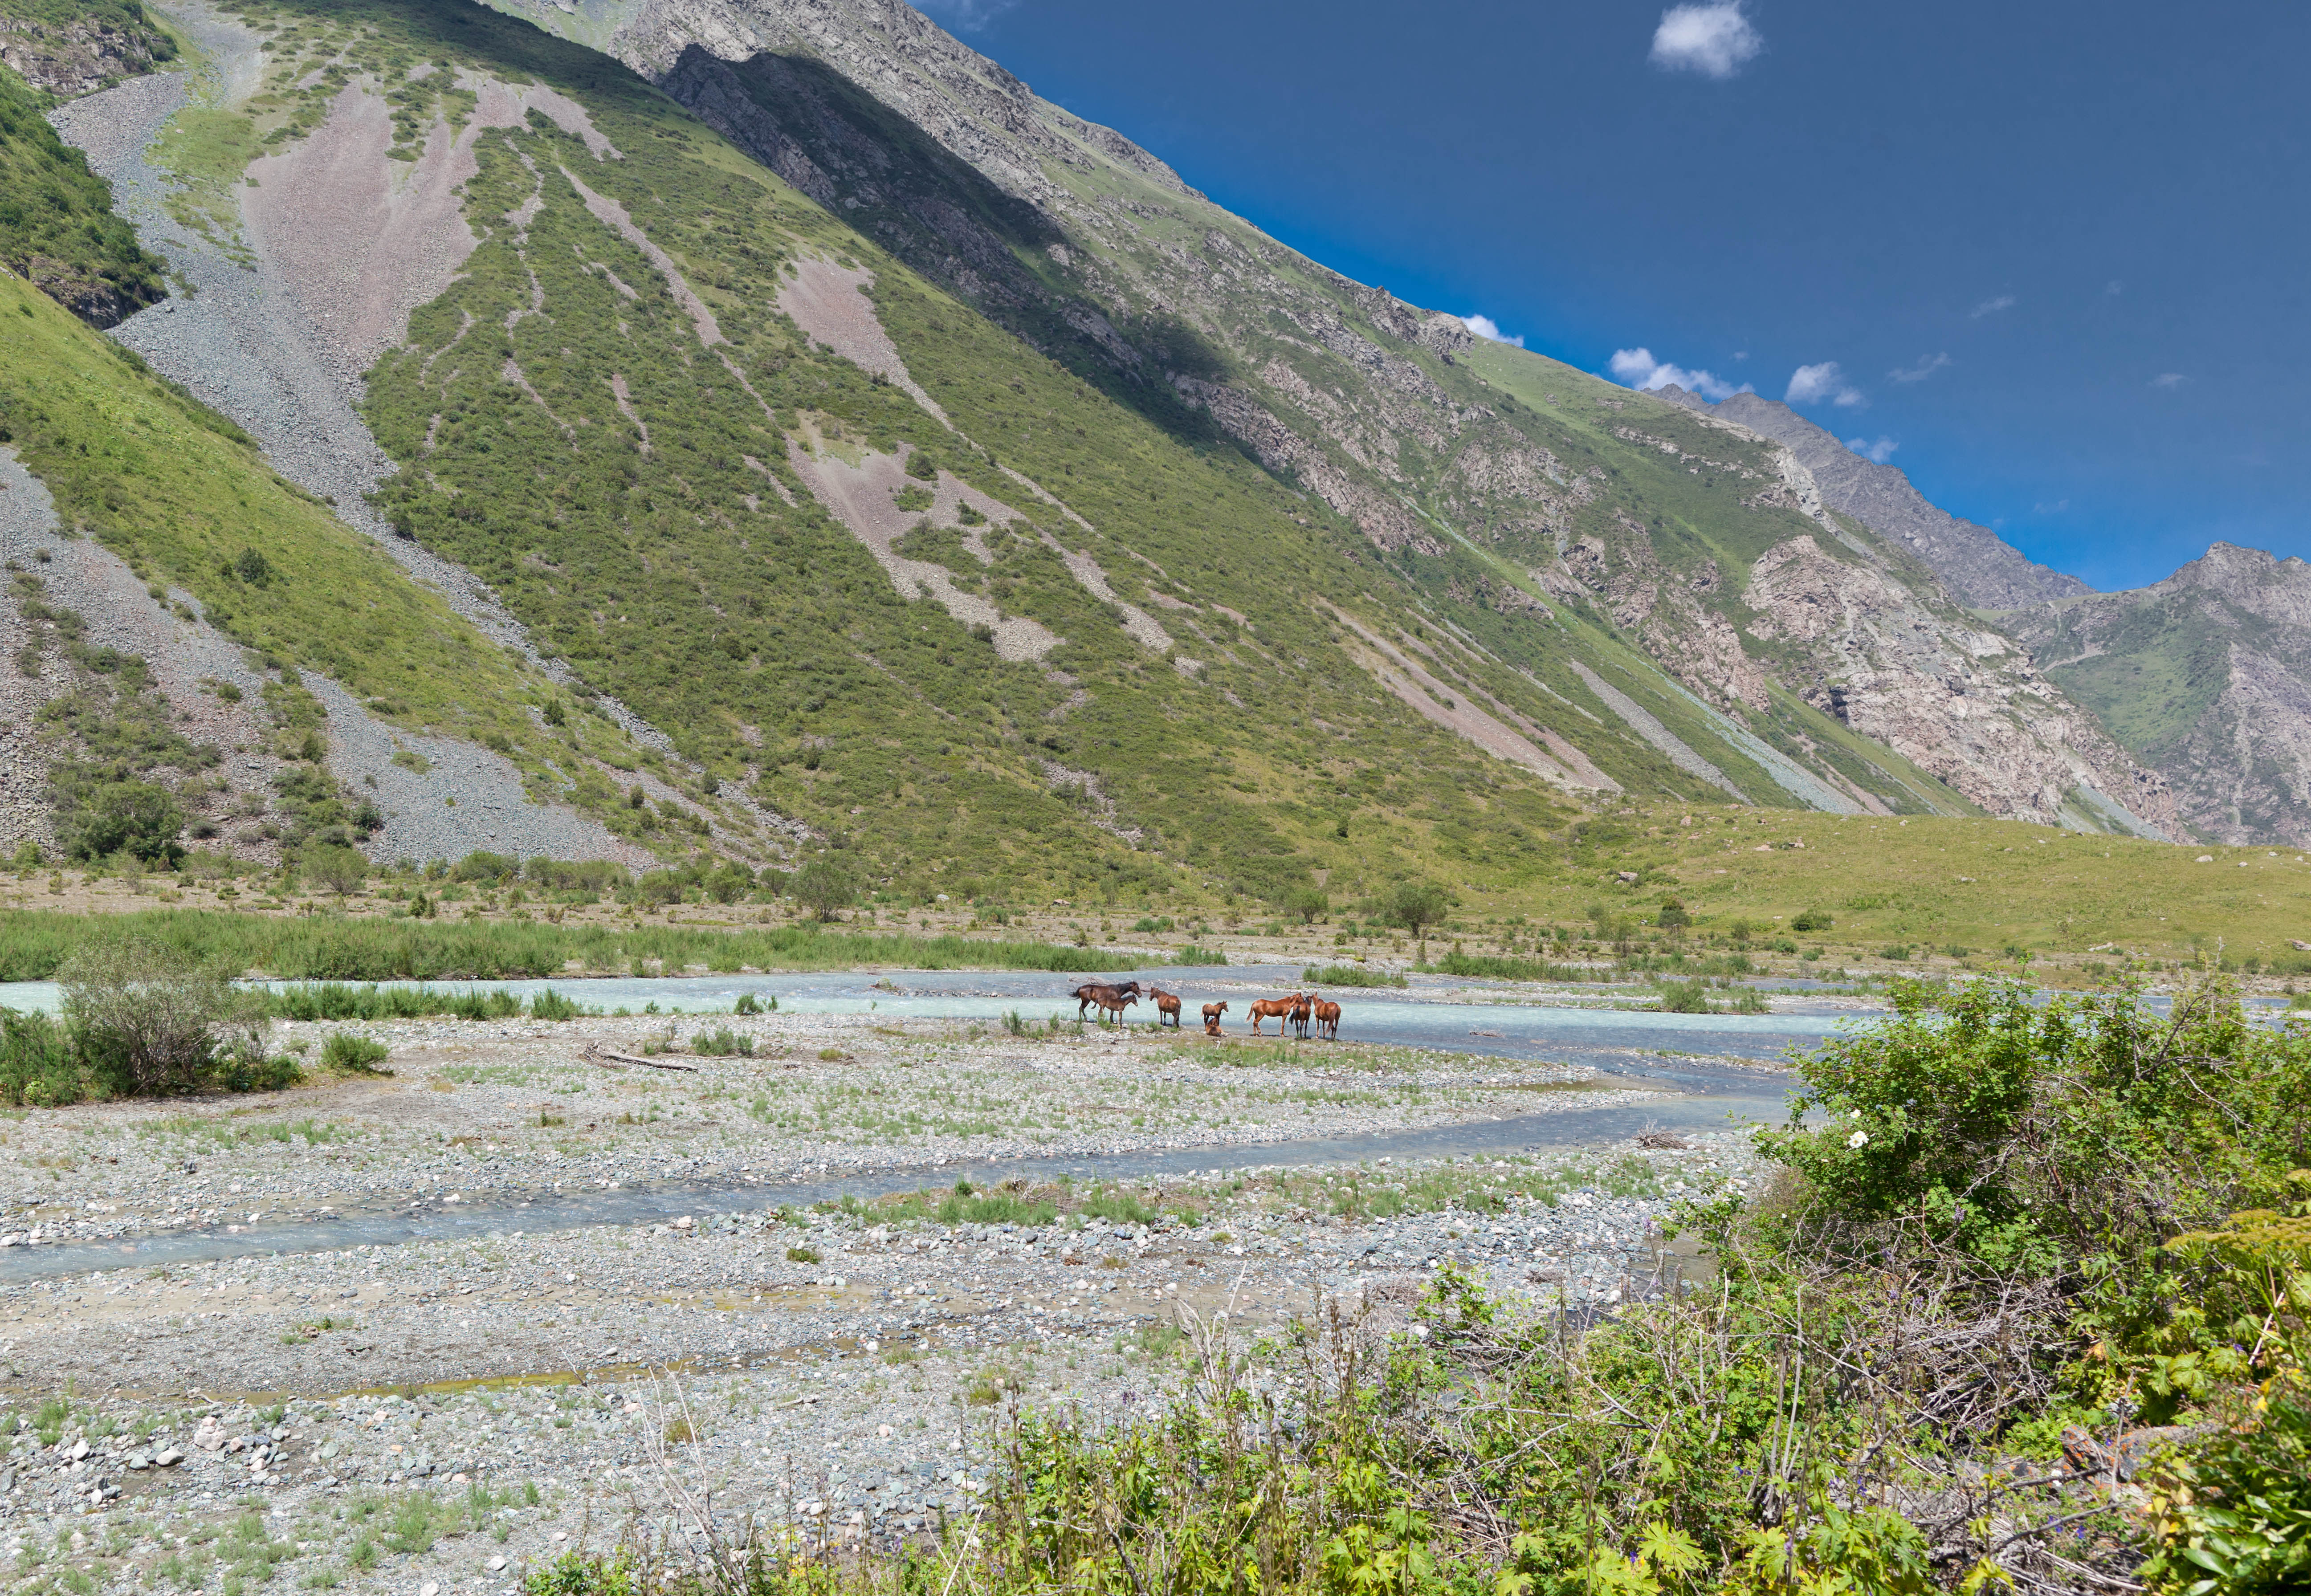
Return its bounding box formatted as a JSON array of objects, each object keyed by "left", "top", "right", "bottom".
[
  {"left": 1661, "top": 387, "right": 2091, "bottom": 611},
  {"left": 0, "top": 265, "right": 651, "bottom": 869},
  {"left": 0, "top": 54, "right": 165, "bottom": 324},
  {"left": 2002, "top": 544, "right": 2311, "bottom": 845},
  {"left": 482, "top": 0, "right": 2172, "bottom": 840},
  {"left": 15, "top": 0, "right": 2189, "bottom": 908}
]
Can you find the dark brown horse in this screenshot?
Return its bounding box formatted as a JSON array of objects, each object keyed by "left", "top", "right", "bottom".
[
  {"left": 1149, "top": 985, "right": 1184, "bottom": 1028},
  {"left": 1288, "top": 992, "right": 1314, "bottom": 1040},
  {"left": 1247, "top": 994, "right": 1298, "bottom": 1036},
  {"left": 1072, "top": 980, "right": 1142, "bottom": 1024},
  {"left": 1313, "top": 997, "right": 1342, "bottom": 1041}
]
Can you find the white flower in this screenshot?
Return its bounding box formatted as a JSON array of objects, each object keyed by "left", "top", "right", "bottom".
[{"left": 1847, "top": 1130, "right": 1870, "bottom": 1149}]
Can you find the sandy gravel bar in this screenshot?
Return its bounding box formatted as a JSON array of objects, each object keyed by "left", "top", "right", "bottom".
[{"left": 0, "top": 1009, "right": 1766, "bottom": 1594}]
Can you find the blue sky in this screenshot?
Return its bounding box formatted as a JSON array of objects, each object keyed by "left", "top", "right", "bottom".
[{"left": 919, "top": 0, "right": 2306, "bottom": 592}]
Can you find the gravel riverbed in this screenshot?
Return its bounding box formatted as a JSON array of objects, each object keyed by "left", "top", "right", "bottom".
[{"left": 0, "top": 1010, "right": 1763, "bottom": 1593}]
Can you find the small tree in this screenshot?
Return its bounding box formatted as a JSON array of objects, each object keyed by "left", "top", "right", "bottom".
[
  {"left": 1283, "top": 885, "right": 1329, "bottom": 925},
  {"left": 1385, "top": 880, "right": 1450, "bottom": 961},
  {"left": 791, "top": 856, "right": 860, "bottom": 921},
  {"left": 60, "top": 937, "right": 239, "bottom": 1096},
  {"left": 306, "top": 844, "right": 367, "bottom": 900}
]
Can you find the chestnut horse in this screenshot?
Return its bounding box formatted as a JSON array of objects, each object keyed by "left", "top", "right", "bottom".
[
  {"left": 1313, "top": 998, "right": 1342, "bottom": 1040},
  {"left": 1201, "top": 1001, "right": 1229, "bottom": 1028},
  {"left": 1247, "top": 994, "right": 1299, "bottom": 1036},
  {"left": 1072, "top": 980, "right": 1141, "bottom": 1024},
  {"left": 1149, "top": 985, "right": 1184, "bottom": 1028},
  {"left": 1288, "top": 992, "right": 1314, "bottom": 1040}
]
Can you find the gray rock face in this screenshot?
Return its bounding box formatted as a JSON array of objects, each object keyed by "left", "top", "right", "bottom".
[
  {"left": 2003, "top": 544, "right": 2311, "bottom": 845},
  {"left": 1657, "top": 387, "right": 2091, "bottom": 611},
  {"left": 0, "top": 10, "right": 171, "bottom": 99}
]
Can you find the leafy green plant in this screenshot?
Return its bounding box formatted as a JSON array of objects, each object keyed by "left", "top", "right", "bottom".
[
  {"left": 527, "top": 987, "right": 584, "bottom": 1021},
  {"left": 318, "top": 1033, "right": 390, "bottom": 1075},
  {"left": 1302, "top": 963, "right": 1406, "bottom": 989}
]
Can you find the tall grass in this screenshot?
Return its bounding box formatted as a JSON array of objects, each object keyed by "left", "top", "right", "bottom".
[
  {"left": 1301, "top": 963, "right": 1407, "bottom": 989},
  {"left": 0, "top": 910, "right": 1137, "bottom": 983},
  {"left": 1425, "top": 951, "right": 1603, "bottom": 982}
]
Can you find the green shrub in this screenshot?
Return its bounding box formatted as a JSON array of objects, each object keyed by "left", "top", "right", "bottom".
[
  {"left": 1382, "top": 880, "right": 1450, "bottom": 938},
  {"left": 1755, "top": 977, "right": 2311, "bottom": 1337},
  {"left": 691, "top": 1026, "right": 752, "bottom": 1057},
  {"left": 58, "top": 779, "right": 185, "bottom": 864},
  {"left": 319, "top": 1034, "right": 390, "bottom": 1075},
  {"left": 0, "top": 1006, "right": 92, "bottom": 1106},
  {"left": 453, "top": 850, "right": 517, "bottom": 884},
  {"left": 526, "top": 987, "right": 583, "bottom": 1021},
  {"left": 304, "top": 843, "right": 367, "bottom": 898},
  {"left": 1789, "top": 908, "right": 1833, "bottom": 932},
  {"left": 791, "top": 856, "right": 859, "bottom": 920},
  {"left": 1282, "top": 886, "right": 1328, "bottom": 924},
  {"left": 1655, "top": 977, "right": 1714, "bottom": 1013},
  {"left": 1428, "top": 951, "right": 1593, "bottom": 982},
  {"left": 1301, "top": 963, "right": 1406, "bottom": 989},
  {"left": 936, "top": 1190, "right": 1059, "bottom": 1227},
  {"left": 520, "top": 1550, "right": 635, "bottom": 1596},
  {"left": 61, "top": 935, "right": 238, "bottom": 1095}
]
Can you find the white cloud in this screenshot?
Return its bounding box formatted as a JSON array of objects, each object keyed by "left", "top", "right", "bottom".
[
  {"left": 1461, "top": 314, "right": 1524, "bottom": 349},
  {"left": 2106, "top": 280, "right": 2124, "bottom": 296},
  {"left": 1971, "top": 293, "right": 2018, "bottom": 318},
  {"left": 1648, "top": 1, "right": 1763, "bottom": 79},
  {"left": 2151, "top": 372, "right": 2188, "bottom": 388},
  {"left": 1844, "top": 436, "right": 1899, "bottom": 464},
  {"left": 2034, "top": 498, "right": 2070, "bottom": 515},
  {"left": 1889, "top": 352, "right": 1951, "bottom": 383},
  {"left": 1785, "top": 361, "right": 1864, "bottom": 408},
  {"left": 1608, "top": 346, "right": 1750, "bottom": 401}
]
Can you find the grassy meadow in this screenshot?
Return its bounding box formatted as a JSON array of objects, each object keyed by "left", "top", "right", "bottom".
[{"left": 1430, "top": 804, "right": 2311, "bottom": 977}]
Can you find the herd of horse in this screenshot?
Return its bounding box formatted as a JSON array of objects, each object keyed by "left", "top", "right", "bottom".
[{"left": 1069, "top": 980, "right": 1342, "bottom": 1040}]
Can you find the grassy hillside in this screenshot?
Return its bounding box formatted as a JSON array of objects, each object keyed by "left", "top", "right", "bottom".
[
  {"left": 0, "top": 58, "right": 166, "bottom": 324},
  {"left": 183, "top": 0, "right": 1856, "bottom": 913},
  {"left": 0, "top": 270, "right": 641, "bottom": 828}
]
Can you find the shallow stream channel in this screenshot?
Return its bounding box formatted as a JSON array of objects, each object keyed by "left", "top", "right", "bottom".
[{"left": 0, "top": 965, "right": 1859, "bottom": 1282}]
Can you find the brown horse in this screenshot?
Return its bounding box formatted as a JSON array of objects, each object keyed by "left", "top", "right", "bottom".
[
  {"left": 1201, "top": 1001, "right": 1230, "bottom": 1028},
  {"left": 1204, "top": 1017, "right": 1223, "bottom": 1037},
  {"left": 1149, "top": 985, "right": 1183, "bottom": 1028},
  {"left": 1288, "top": 992, "right": 1315, "bottom": 1040},
  {"left": 1247, "top": 994, "right": 1299, "bottom": 1036},
  {"left": 1072, "top": 980, "right": 1142, "bottom": 1024},
  {"left": 1313, "top": 998, "right": 1342, "bottom": 1041}
]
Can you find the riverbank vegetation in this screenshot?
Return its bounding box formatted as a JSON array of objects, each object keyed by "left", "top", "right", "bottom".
[
  {"left": 13, "top": 798, "right": 2311, "bottom": 994},
  {"left": 0, "top": 936, "right": 301, "bottom": 1105},
  {"left": 0, "top": 908, "right": 1134, "bottom": 982},
  {"left": 544, "top": 977, "right": 2308, "bottom": 1596}
]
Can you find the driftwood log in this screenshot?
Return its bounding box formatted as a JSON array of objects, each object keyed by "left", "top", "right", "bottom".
[{"left": 580, "top": 1042, "right": 700, "bottom": 1073}]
